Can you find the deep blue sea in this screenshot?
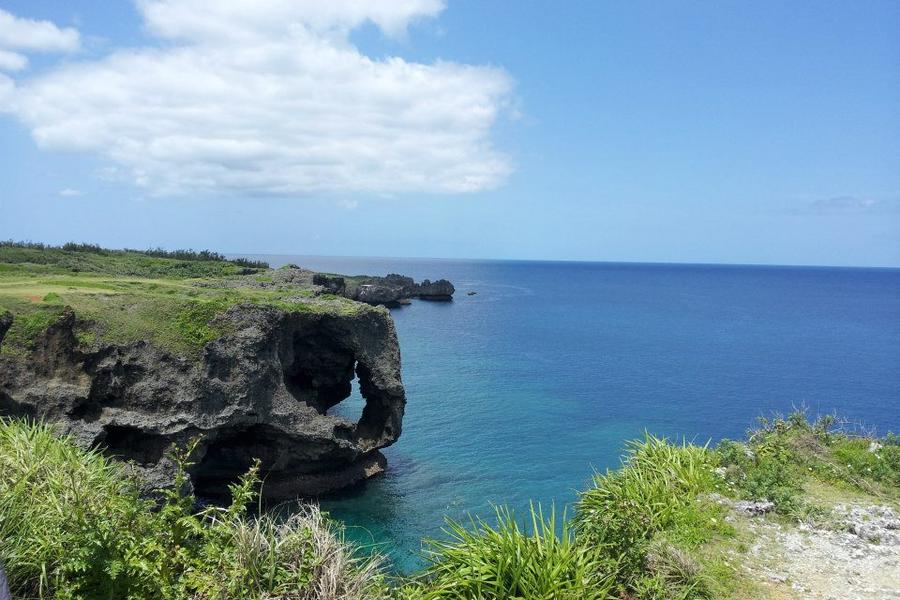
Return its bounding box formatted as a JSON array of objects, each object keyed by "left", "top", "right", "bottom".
[{"left": 253, "top": 256, "right": 900, "bottom": 572}]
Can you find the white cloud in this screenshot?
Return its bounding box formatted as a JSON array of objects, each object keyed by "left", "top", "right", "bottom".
[
  {"left": 1, "top": 1, "right": 514, "bottom": 197},
  {"left": 0, "top": 73, "right": 13, "bottom": 102},
  {"left": 0, "top": 50, "right": 27, "bottom": 71},
  {"left": 0, "top": 8, "right": 80, "bottom": 52},
  {"left": 59, "top": 188, "right": 83, "bottom": 197},
  {"left": 137, "top": 0, "right": 446, "bottom": 40}
]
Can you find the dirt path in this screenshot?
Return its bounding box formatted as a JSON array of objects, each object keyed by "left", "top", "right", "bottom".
[{"left": 742, "top": 504, "right": 900, "bottom": 599}]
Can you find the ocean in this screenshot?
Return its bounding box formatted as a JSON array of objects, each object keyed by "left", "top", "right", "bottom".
[{"left": 253, "top": 256, "right": 900, "bottom": 573}]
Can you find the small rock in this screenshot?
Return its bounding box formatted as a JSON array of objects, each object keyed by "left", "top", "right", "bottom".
[{"left": 736, "top": 500, "right": 776, "bottom": 516}]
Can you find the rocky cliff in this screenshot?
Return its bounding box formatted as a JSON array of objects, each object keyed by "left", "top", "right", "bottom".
[
  {"left": 0, "top": 303, "right": 406, "bottom": 500},
  {"left": 321, "top": 273, "right": 455, "bottom": 306}
]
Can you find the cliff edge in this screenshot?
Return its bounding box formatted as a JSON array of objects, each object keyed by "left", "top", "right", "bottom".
[
  {"left": 0, "top": 244, "right": 420, "bottom": 499},
  {"left": 0, "top": 303, "right": 404, "bottom": 499}
]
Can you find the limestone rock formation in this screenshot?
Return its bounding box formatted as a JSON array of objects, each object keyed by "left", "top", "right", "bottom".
[
  {"left": 312, "top": 273, "right": 346, "bottom": 295},
  {"left": 356, "top": 283, "right": 403, "bottom": 305},
  {"left": 414, "top": 278, "right": 455, "bottom": 300},
  {"left": 0, "top": 304, "right": 406, "bottom": 499},
  {"left": 347, "top": 274, "right": 455, "bottom": 305}
]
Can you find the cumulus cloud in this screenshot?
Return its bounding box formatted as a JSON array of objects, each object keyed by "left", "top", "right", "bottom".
[
  {"left": 0, "top": 50, "right": 27, "bottom": 71},
  {"left": 1, "top": 1, "right": 514, "bottom": 196},
  {"left": 0, "top": 8, "right": 80, "bottom": 53},
  {"left": 0, "top": 73, "right": 13, "bottom": 101},
  {"left": 137, "top": 0, "right": 446, "bottom": 40}
]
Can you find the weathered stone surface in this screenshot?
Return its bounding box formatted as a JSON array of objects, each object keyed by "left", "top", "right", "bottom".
[
  {"left": 0, "top": 303, "right": 406, "bottom": 499},
  {"left": 414, "top": 278, "right": 455, "bottom": 300},
  {"left": 734, "top": 500, "right": 776, "bottom": 516},
  {"left": 355, "top": 283, "right": 403, "bottom": 306},
  {"left": 347, "top": 274, "right": 455, "bottom": 305},
  {"left": 312, "top": 273, "right": 346, "bottom": 295}
]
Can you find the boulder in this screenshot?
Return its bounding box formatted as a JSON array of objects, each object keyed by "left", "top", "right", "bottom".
[
  {"left": 414, "top": 278, "right": 455, "bottom": 300},
  {"left": 312, "top": 273, "right": 346, "bottom": 295},
  {"left": 356, "top": 284, "right": 403, "bottom": 306}
]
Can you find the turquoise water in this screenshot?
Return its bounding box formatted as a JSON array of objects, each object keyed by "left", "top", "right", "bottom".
[{"left": 258, "top": 257, "right": 900, "bottom": 572}]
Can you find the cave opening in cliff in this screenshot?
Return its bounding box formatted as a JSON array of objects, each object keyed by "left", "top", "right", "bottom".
[
  {"left": 282, "top": 331, "right": 355, "bottom": 414},
  {"left": 100, "top": 425, "right": 170, "bottom": 467},
  {"left": 191, "top": 424, "right": 289, "bottom": 498},
  {"left": 326, "top": 361, "right": 366, "bottom": 424},
  {"left": 281, "top": 330, "right": 395, "bottom": 448}
]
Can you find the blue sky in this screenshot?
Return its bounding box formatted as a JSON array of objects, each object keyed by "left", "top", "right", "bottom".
[{"left": 0, "top": 0, "right": 898, "bottom": 266}]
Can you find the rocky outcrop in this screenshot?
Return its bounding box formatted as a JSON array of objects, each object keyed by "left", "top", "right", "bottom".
[
  {"left": 345, "top": 274, "right": 455, "bottom": 306},
  {"left": 356, "top": 283, "right": 404, "bottom": 305},
  {"left": 413, "top": 278, "right": 455, "bottom": 300},
  {"left": 0, "top": 304, "right": 406, "bottom": 500},
  {"left": 312, "top": 273, "right": 346, "bottom": 296}
]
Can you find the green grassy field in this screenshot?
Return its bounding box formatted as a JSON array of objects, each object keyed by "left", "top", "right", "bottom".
[{"left": 0, "top": 243, "right": 362, "bottom": 356}]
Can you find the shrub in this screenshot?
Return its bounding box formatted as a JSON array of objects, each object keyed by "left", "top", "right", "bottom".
[
  {"left": 830, "top": 437, "right": 900, "bottom": 487},
  {"left": 718, "top": 410, "right": 899, "bottom": 510},
  {"left": 403, "top": 505, "right": 615, "bottom": 600},
  {"left": 574, "top": 435, "right": 722, "bottom": 590},
  {"left": 716, "top": 438, "right": 802, "bottom": 513},
  {"left": 0, "top": 418, "right": 147, "bottom": 598},
  {"left": 634, "top": 539, "right": 713, "bottom": 599}
]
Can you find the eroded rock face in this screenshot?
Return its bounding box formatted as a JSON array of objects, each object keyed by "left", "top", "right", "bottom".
[
  {"left": 312, "top": 273, "right": 346, "bottom": 295},
  {"left": 0, "top": 304, "right": 405, "bottom": 499},
  {"left": 347, "top": 274, "right": 455, "bottom": 305},
  {"left": 414, "top": 278, "right": 455, "bottom": 300}
]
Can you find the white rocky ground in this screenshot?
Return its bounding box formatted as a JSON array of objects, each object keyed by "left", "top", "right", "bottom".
[{"left": 741, "top": 504, "right": 900, "bottom": 599}]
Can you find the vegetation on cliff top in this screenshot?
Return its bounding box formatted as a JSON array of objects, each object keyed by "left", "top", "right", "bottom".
[
  {"left": 1, "top": 411, "right": 896, "bottom": 599},
  {"left": 0, "top": 242, "right": 363, "bottom": 356}
]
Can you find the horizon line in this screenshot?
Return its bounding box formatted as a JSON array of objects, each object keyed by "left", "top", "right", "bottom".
[{"left": 225, "top": 252, "right": 900, "bottom": 272}]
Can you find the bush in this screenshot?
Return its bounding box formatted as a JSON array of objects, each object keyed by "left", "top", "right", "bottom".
[
  {"left": 402, "top": 505, "right": 615, "bottom": 600},
  {"left": 716, "top": 438, "right": 802, "bottom": 513},
  {"left": 717, "top": 410, "right": 899, "bottom": 510},
  {"left": 574, "top": 435, "right": 723, "bottom": 591}
]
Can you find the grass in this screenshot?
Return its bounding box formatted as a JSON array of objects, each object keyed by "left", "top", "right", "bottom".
[
  {"left": 0, "top": 245, "right": 364, "bottom": 357},
  {"left": 0, "top": 412, "right": 896, "bottom": 598},
  {"left": 574, "top": 435, "right": 729, "bottom": 597},
  {"left": 716, "top": 411, "right": 900, "bottom": 515},
  {"left": 398, "top": 506, "right": 617, "bottom": 600},
  {"left": 0, "top": 420, "right": 387, "bottom": 600}
]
